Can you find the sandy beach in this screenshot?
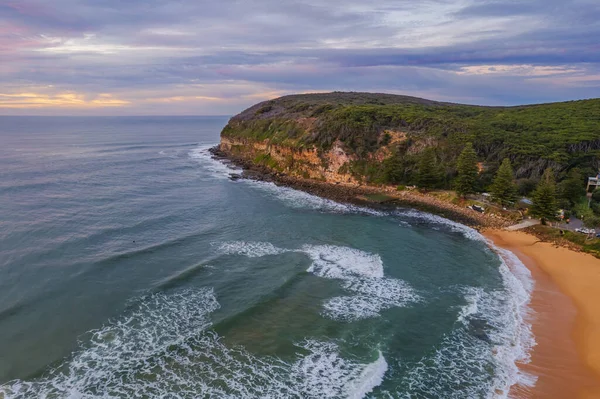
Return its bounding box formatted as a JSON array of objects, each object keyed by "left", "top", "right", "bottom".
[{"left": 486, "top": 230, "right": 600, "bottom": 398}]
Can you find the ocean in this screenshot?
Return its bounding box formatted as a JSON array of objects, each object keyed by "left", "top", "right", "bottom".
[{"left": 0, "top": 116, "right": 534, "bottom": 398}]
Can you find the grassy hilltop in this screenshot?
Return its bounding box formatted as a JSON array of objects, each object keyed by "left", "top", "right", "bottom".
[{"left": 221, "top": 92, "right": 600, "bottom": 189}]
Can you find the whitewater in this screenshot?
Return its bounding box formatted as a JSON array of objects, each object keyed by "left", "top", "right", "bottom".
[{"left": 0, "top": 118, "right": 534, "bottom": 399}]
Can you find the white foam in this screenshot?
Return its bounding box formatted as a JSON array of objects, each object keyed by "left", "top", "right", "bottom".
[
  {"left": 393, "top": 208, "right": 536, "bottom": 396},
  {"left": 301, "top": 245, "right": 419, "bottom": 321},
  {"left": 217, "top": 241, "right": 286, "bottom": 258},
  {"left": 395, "top": 244, "right": 536, "bottom": 398},
  {"left": 396, "top": 209, "right": 484, "bottom": 242},
  {"left": 301, "top": 245, "right": 385, "bottom": 279},
  {"left": 457, "top": 286, "right": 483, "bottom": 324},
  {"left": 488, "top": 245, "right": 536, "bottom": 396},
  {"left": 0, "top": 288, "right": 387, "bottom": 399},
  {"left": 215, "top": 241, "right": 419, "bottom": 322},
  {"left": 346, "top": 351, "right": 388, "bottom": 399},
  {"left": 0, "top": 288, "right": 220, "bottom": 399},
  {"left": 188, "top": 144, "right": 385, "bottom": 216},
  {"left": 292, "top": 340, "right": 387, "bottom": 399},
  {"left": 323, "top": 277, "right": 419, "bottom": 322},
  {"left": 246, "top": 179, "right": 386, "bottom": 216},
  {"left": 188, "top": 144, "right": 242, "bottom": 179},
  {"left": 394, "top": 208, "right": 536, "bottom": 394}
]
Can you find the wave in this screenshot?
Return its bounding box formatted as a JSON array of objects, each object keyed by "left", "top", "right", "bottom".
[
  {"left": 489, "top": 246, "right": 536, "bottom": 396},
  {"left": 393, "top": 208, "right": 537, "bottom": 396},
  {"left": 245, "top": 180, "right": 385, "bottom": 216},
  {"left": 394, "top": 209, "right": 483, "bottom": 241},
  {"left": 152, "top": 261, "right": 215, "bottom": 291},
  {"left": 380, "top": 239, "right": 535, "bottom": 397},
  {"left": 217, "top": 241, "right": 286, "bottom": 258},
  {"left": 0, "top": 288, "right": 386, "bottom": 399},
  {"left": 346, "top": 350, "right": 388, "bottom": 399},
  {"left": 88, "top": 229, "right": 215, "bottom": 270},
  {"left": 188, "top": 144, "right": 385, "bottom": 216},
  {"left": 188, "top": 144, "right": 243, "bottom": 180},
  {"left": 192, "top": 145, "right": 534, "bottom": 397},
  {"left": 216, "top": 241, "right": 419, "bottom": 322}
]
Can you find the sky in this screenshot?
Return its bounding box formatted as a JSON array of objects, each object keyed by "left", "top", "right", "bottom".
[{"left": 1, "top": 0, "right": 599, "bottom": 115}]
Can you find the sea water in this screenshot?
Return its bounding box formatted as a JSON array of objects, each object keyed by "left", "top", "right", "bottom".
[{"left": 0, "top": 116, "right": 534, "bottom": 398}]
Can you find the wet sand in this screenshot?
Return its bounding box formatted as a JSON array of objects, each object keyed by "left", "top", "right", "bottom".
[{"left": 486, "top": 230, "right": 600, "bottom": 398}]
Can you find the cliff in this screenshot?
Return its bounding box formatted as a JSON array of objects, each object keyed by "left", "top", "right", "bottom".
[{"left": 218, "top": 92, "right": 600, "bottom": 190}]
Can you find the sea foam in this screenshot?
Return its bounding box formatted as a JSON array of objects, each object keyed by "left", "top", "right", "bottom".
[
  {"left": 188, "top": 144, "right": 242, "bottom": 180},
  {"left": 395, "top": 209, "right": 484, "bottom": 241},
  {"left": 189, "top": 144, "right": 385, "bottom": 216},
  {"left": 193, "top": 146, "right": 535, "bottom": 397},
  {"left": 217, "top": 241, "right": 419, "bottom": 322},
  {"left": 382, "top": 213, "right": 536, "bottom": 399},
  {"left": 0, "top": 288, "right": 387, "bottom": 399}
]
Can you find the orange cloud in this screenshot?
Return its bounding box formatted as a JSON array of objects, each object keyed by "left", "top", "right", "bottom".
[
  {"left": 0, "top": 92, "right": 129, "bottom": 108},
  {"left": 146, "top": 95, "right": 225, "bottom": 103}
]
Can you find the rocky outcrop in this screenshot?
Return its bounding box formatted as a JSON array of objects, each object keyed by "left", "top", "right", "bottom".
[{"left": 219, "top": 137, "right": 358, "bottom": 184}]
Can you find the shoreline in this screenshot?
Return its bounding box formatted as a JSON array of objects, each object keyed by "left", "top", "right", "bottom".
[
  {"left": 209, "top": 145, "right": 600, "bottom": 397},
  {"left": 210, "top": 146, "right": 512, "bottom": 230},
  {"left": 486, "top": 230, "right": 600, "bottom": 399}
]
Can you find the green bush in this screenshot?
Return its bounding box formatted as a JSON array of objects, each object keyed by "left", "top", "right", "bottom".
[{"left": 223, "top": 93, "right": 600, "bottom": 190}]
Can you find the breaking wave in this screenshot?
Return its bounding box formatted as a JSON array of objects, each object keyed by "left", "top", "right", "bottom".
[
  {"left": 188, "top": 144, "right": 385, "bottom": 216},
  {"left": 394, "top": 209, "right": 484, "bottom": 241},
  {"left": 377, "top": 217, "right": 536, "bottom": 398},
  {"left": 217, "top": 241, "right": 419, "bottom": 321},
  {"left": 0, "top": 288, "right": 387, "bottom": 399},
  {"left": 188, "top": 144, "right": 242, "bottom": 180}
]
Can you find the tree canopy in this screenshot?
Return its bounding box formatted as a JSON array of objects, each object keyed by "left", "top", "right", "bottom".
[
  {"left": 530, "top": 168, "right": 559, "bottom": 224},
  {"left": 557, "top": 168, "right": 586, "bottom": 209},
  {"left": 454, "top": 143, "right": 479, "bottom": 197},
  {"left": 417, "top": 148, "right": 440, "bottom": 189},
  {"left": 490, "top": 158, "right": 518, "bottom": 207}
]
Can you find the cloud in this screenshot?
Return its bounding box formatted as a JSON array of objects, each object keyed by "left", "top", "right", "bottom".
[
  {"left": 0, "top": 0, "right": 598, "bottom": 114},
  {"left": 0, "top": 91, "right": 129, "bottom": 108}
]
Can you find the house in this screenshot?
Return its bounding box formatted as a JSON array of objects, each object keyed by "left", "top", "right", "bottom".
[{"left": 587, "top": 173, "right": 600, "bottom": 193}]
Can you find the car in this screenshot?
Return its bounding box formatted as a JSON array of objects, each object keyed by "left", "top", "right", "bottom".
[
  {"left": 576, "top": 227, "right": 595, "bottom": 234},
  {"left": 470, "top": 205, "right": 485, "bottom": 213}
]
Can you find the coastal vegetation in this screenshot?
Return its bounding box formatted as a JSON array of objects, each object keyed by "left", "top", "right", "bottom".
[
  {"left": 223, "top": 92, "right": 600, "bottom": 189},
  {"left": 491, "top": 159, "right": 518, "bottom": 207},
  {"left": 530, "top": 168, "right": 559, "bottom": 224},
  {"left": 220, "top": 91, "right": 600, "bottom": 228},
  {"left": 454, "top": 143, "right": 479, "bottom": 197}
]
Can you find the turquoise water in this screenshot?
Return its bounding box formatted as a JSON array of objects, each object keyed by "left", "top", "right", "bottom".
[{"left": 0, "top": 116, "right": 534, "bottom": 398}]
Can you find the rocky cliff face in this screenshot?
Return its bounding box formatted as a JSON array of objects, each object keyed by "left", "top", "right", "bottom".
[
  {"left": 218, "top": 92, "right": 600, "bottom": 188},
  {"left": 219, "top": 137, "right": 358, "bottom": 184}
]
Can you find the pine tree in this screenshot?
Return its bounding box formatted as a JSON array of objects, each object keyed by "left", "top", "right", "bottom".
[
  {"left": 557, "top": 168, "right": 586, "bottom": 209},
  {"left": 490, "top": 158, "right": 517, "bottom": 207},
  {"left": 454, "top": 143, "right": 479, "bottom": 197},
  {"left": 530, "top": 168, "right": 558, "bottom": 224},
  {"left": 417, "top": 148, "right": 439, "bottom": 189}
]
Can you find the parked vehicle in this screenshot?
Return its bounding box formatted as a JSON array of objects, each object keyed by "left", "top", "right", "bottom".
[
  {"left": 575, "top": 227, "right": 595, "bottom": 234},
  {"left": 471, "top": 205, "right": 485, "bottom": 213}
]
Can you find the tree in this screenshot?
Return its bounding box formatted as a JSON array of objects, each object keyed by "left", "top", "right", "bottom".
[
  {"left": 490, "top": 158, "right": 518, "bottom": 207},
  {"left": 381, "top": 154, "right": 405, "bottom": 184},
  {"left": 593, "top": 188, "right": 600, "bottom": 203},
  {"left": 454, "top": 143, "right": 479, "bottom": 197},
  {"left": 517, "top": 178, "right": 538, "bottom": 196},
  {"left": 557, "top": 168, "right": 586, "bottom": 209},
  {"left": 583, "top": 215, "right": 600, "bottom": 229},
  {"left": 530, "top": 168, "right": 558, "bottom": 224},
  {"left": 416, "top": 148, "right": 439, "bottom": 189}
]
